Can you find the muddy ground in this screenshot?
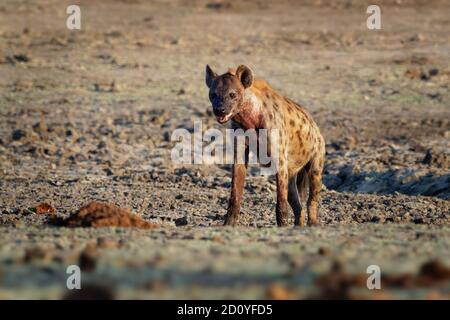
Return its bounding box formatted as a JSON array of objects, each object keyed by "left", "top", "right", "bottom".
[{"left": 0, "top": 0, "right": 449, "bottom": 299}]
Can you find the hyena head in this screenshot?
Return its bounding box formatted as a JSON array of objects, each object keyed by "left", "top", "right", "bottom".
[{"left": 205, "top": 64, "right": 254, "bottom": 124}]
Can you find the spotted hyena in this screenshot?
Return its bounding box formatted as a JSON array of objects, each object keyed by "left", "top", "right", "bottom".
[{"left": 205, "top": 64, "right": 325, "bottom": 227}]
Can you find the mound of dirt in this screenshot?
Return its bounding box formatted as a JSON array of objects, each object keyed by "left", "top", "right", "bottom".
[{"left": 63, "top": 202, "right": 156, "bottom": 229}]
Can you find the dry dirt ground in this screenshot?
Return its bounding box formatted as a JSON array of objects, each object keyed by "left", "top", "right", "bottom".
[{"left": 0, "top": 0, "right": 449, "bottom": 299}]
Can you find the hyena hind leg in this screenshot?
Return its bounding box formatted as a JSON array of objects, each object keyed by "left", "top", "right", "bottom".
[
  {"left": 288, "top": 176, "right": 304, "bottom": 227},
  {"left": 306, "top": 156, "right": 323, "bottom": 226}
]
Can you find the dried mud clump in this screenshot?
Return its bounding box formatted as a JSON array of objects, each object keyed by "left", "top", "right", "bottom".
[
  {"left": 34, "top": 202, "right": 56, "bottom": 215},
  {"left": 63, "top": 202, "right": 156, "bottom": 229}
]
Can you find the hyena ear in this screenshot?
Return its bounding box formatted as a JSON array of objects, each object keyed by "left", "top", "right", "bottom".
[
  {"left": 236, "top": 65, "right": 253, "bottom": 89},
  {"left": 205, "top": 65, "right": 218, "bottom": 88}
]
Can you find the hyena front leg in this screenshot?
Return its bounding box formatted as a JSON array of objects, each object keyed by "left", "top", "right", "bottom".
[
  {"left": 224, "top": 146, "right": 249, "bottom": 226},
  {"left": 306, "top": 155, "right": 323, "bottom": 226},
  {"left": 224, "top": 163, "right": 246, "bottom": 226},
  {"left": 276, "top": 160, "right": 290, "bottom": 227}
]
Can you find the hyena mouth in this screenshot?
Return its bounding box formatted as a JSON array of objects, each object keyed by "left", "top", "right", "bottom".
[{"left": 216, "top": 113, "right": 233, "bottom": 124}]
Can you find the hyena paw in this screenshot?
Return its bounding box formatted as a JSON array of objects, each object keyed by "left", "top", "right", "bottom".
[
  {"left": 295, "top": 220, "right": 306, "bottom": 228},
  {"left": 223, "top": 214, "right": 237, "bottom": 226},
  {"left": 276, "top": 215, "right": 289, "bottom": 227}
]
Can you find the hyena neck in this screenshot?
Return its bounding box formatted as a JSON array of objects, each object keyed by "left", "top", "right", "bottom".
[{"left": 233, "top": 89, "right": 264, "bottom": 129}]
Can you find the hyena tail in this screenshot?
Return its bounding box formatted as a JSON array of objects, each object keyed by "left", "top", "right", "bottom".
[{"left": 297, "top": 162, "right": 311, "bottom": 203}]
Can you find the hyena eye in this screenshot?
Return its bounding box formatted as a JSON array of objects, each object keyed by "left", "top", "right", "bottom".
[{"left": 229, "top": 92, "right": 237, "bottom": 99}]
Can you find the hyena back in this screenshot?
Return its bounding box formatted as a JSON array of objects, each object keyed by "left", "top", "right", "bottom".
[{"left": 205, "top": 64, "right": 325, "bottom": 227}]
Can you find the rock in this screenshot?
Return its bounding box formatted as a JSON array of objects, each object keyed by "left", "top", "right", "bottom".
[
  {"left": 175, "top": 216, "right": 188, "bottom": 226},
  {"left": 404, "top": 68, "right": 427, "bottom": 80},
  {"left": 422, "top": 149, "right": 449, "bottom": 168},
  {"left": 97, "top": 141, "right": 107, "bottom": 149},
  {"left": 206, "top": 2, "right": 232, "bottom": 10},
  {"left": 408, "top": 33, "right": 425, "bottom": 42},
  {"left": 93, "top": 81, "right": 119, "bottom": 93},
  {"left": 13, "top": 54, "right": 30, "bottom": 62},
  {"left": 427, "top": 93, "right": 442, "bottom": 101},
  {"left": 413, "top": 217, "right": 428, "bottom": 224},
  {"left": 11, "top": 129, "right": 26, "bottom": 141},
  {"left": 429, "top": 68, "right": 439, "bottom": 77},
  {"left": 6, "top": 54, "right": 30, "bottom": 64}
]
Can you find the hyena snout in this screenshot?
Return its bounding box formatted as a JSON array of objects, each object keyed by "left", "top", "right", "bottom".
[
  {"left": 211, "top": 99, "right": 236, "bottom": 123},
  {"left": 213, "top": 104, "right": 227, "bottom": 116},
  {"left": 211, "top": 98, "right": 233, "bottom": 117}
]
